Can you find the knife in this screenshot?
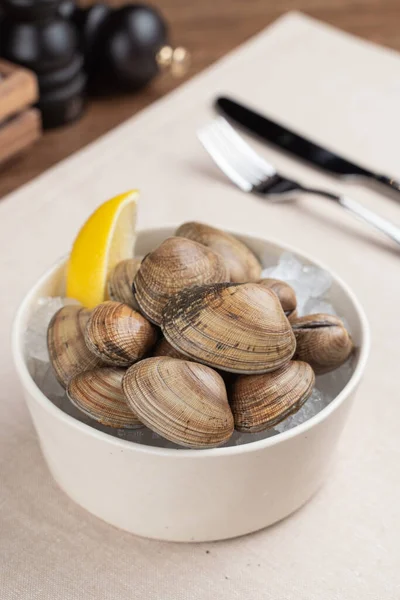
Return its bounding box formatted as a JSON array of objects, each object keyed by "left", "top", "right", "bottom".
[{"left": 216, "top": 96, "right": 400, "bottom": 195}]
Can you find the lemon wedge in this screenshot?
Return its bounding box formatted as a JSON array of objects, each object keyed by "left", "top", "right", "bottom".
[{"left": 66, "top": 190, "right": 139, "bottom": 308}]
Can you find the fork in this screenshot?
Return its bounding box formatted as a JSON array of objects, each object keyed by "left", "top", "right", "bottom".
[{"left": 198, "top": 117, "right": 400, "bottom": 247}]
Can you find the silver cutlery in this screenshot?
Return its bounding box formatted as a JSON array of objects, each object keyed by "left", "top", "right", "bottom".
[
  {"left": 216, "top": 96, "right": 400, "bottom": 197},
  {"left": 198, "top": 117, "right": 400, "bottom": 247}
]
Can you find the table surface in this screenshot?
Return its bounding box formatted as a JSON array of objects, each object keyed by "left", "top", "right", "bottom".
[
  {"left": 0, "top": 0, "right": 399, "bottom": 198},
  {"left": 2, "top": 13, "right": 400, "bottom": 598}
]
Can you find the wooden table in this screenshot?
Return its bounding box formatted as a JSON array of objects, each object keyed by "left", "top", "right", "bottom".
[{"left": 0, "top": 0, "right": 397, "bottom": 198}]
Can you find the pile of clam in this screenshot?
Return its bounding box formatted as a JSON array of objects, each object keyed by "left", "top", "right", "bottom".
[{"left": 47, "top": 222, "right": 354, "bottom": 448}]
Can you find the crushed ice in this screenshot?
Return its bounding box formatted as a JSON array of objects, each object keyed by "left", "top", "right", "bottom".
[
  {"left": 24, "top": 253, "right": 355, "bottom": 448},
  {"left": 261, "top": 251, "right": 334, "bottom": 316}
]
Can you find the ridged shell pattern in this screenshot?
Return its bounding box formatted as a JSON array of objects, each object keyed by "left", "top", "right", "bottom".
[
  {"left": 231, "top": 361, "right": 315, "bottom": 432},
  {"left": 162, "top": 283, "right": 296, "bottom": 374},
  {"left": 68, "top": 367, "right": 143, "bottom": 428},
  {"left": 122, "top": 357, "right": 234, "bottom": 448},
  {"left": 291, "top": 313, "right": 353, "bottom": 374},
  {"left": 133, "top": 237, "right": 229, "bottom": 325},
  {"left": 107, "top": 258, "right": 142, "bottom": 309},
  {"left": 47, "top": 305, "right": 102, "bottom": 388},
  {"left": 176, "top": 222, "right": 261, "bottom": 283},
  {"left": 84, "top": 301, "right": 157, "bottom": 367}
]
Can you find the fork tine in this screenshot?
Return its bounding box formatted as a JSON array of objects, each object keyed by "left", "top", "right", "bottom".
[
  {"left": 198, "top": 125, "right": 253, "bottom": 191},
  {"left": 216, "top": 118, "right": 276, "bottom": 178},
  {"left": 199, "top": 122, "right": 265, "bottom": 188},
  {"left": 198, "top": 118, "right": 277, "bottom": 192},
  {"left": 210, "top": 120, "right": 267, "bottom": 183}
]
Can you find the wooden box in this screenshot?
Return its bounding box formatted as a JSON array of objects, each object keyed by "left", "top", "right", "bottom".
[{"left": 0, "top": 59, "right": 42, "bottom": 165}]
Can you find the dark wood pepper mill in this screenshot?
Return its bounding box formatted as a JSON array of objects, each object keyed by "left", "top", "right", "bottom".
[
  {"left": 0, "top": 0, "right": 86, "bottom": 128},
  {"left": 59, "top": 1, "right": 190, "bottom": 93}
]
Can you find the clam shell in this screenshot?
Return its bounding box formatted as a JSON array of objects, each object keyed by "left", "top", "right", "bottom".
[
  {"left": 122, "top": 357, "right": 234, "bottom": 448},
  {"left": 152, "top": 337, "right": 187, "bottom": 360},
  {"left": 84, "top": 301, "right": 157, "bottom": 367},
  {"left": 176, "top": 222, "right": 261, "bottom": 283},
  {"left": 133, "top": 237, "right": 229, "bottom": 325},
  {"left": 258, "top": 278, "right": 297, "bottom": 318},
  {"left": 67, "top": 367, "right": 142, "bottom": 428},
  {"left": 47, "top": 305, "right": 102, "bottom": 388},
  {"left": 231, "top": 361, "right": 315, "bottom": 432},
  {"left": 291, "top": 313, "right": 354, "bottom": 374},
  {"left": 152, "top": 337, "right": 235, "bottom": 387},
  {"left": 107, "top": 258, "right": 141, "bottom": 309},
  {"left": 162, "top": 282, "right": 296, "bottom": 374}
]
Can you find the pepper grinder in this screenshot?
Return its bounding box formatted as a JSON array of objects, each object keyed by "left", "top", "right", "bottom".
[
  {"left": 0, "top": 0, "right": 86, "bottom": 128},
  {"left": 59, "top": 2, "right": 190, "bottom": 93}
]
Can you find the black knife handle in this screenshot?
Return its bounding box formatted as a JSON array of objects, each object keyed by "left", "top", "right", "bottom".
[
  {"left": 216, "top": 96, "right": 400, "bottom": 200},
  {"left": 374, "top": 174, "right": 400, "bottom": 194}
]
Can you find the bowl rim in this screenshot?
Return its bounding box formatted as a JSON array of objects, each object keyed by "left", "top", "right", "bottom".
[{"left": 12, "top": 226, "right": 370, "bottom": 458}]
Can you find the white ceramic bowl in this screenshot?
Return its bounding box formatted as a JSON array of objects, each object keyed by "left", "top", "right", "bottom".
[{"left": 12, "top": 227, "right": 369, "bottom": 542}]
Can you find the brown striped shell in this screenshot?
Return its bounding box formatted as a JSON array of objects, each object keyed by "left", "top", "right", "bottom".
[
  {"left": 291, "top": 313, "right": 354, "bottom": 374},
  {"left": 152, "top": 337, "right": 235, "bottom": 388},
  {"left": 162, "top": 282, "right": 296, "bottom": 374},
  {"left": 230, "top": 361, "right": 315, "bottom": 432},
  {"left": 258, "top": 278, "right": 297, "bottom": 319},
  {"left": 47, "top": 305, "right": 102, "bottom": 388},
  {"left": 67, "top": 367, "right": 142, "bottom": 428},
  {"left": 152, "top": 337, "right": 188, "bottom": 360},
  {"left": 107, "top": 258, "right": 141, "bottom": 309},
  {"left": 122, "top": 357, "right": 234, "bottom": 448},
  {"left": 133, "top": 237, "right": 229, "bottom": 325},
  {"left": 84, "top": 301, "right": 157, "bottom": 367},
  {"left": 176, "top": 222, "right": 261, "bottom": 283}
]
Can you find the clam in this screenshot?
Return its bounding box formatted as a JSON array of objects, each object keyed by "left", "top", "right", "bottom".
[
  {"left": 176, "top": 222, "right": 261, "bottom": 283},
  {"left": 162, "top": 282, "right": 296, "bottom": 374},
  {"left": 122, "top": 357, "right": 234, "bottom": 448},
  {"left": 152, "top": 337, "right": 187, "bottom": 360},
  {"left": 152, "top": 337, "right": 234, "bottom": 385},
  {"left": 107, "top": 258, "right": 141, "bottom": 309},
  {"left": 258, "top": 278, "right": 297, "bottom": 319},
  {"left": 231, "top": 361, "right": 315, "bottom": 432},
  {"left": 133, "top": 237, "right": 229, "bottom": 325},
  {"left": 84, "top": 301, "right": 157, "bottom": 367},
  {"left": 47, "top": 305, "right": 102, "bottom": 388},
  {"left": 291, "top": 313, "right": 354, "bottom": 374},
  {"left": 67, "top": 367, "right": 142, "bottom": 428}
]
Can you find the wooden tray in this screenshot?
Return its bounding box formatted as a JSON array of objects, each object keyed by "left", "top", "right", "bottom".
[
  {"left": 0, "top": 108, "right": 41, "bottom": 165},
  {"left": 0, "top": 59, "right": 41, "bottom": 164}
]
